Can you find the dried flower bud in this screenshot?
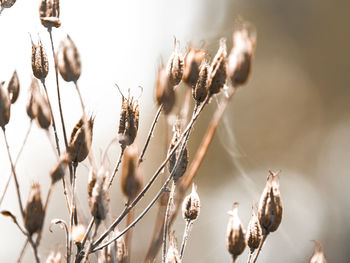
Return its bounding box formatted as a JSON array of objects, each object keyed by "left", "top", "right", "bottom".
[
  {"left": 168, "top": 126, "right": 188, "bottom": 182},
  {"left": 46, "top": 250, "right": 62, "bottom": 263},
  {"left": 118, "top": 89, "right": 139, "bottom": 147},
  {"left": 50, "top": 154, "right": 68, "bottom": 184},
  {"left": 258, "top": 170, "right": 283, "bottom": 234},
  {"left": 67, "top": 116, "right": 94, "bottom": 164},
  {"left": 1, "top": 0, "right": 16, "bottom": 9},
  {"left": 192, "top": 61, "right": 208, "bottom": 103},
  {"left": 226, "top": 202, "right": 246, "bottom": 261},
  {"left": 39, "top": 0, "right": 61, "bottom": 28},
  {"left": 121, "top": 144, "right": 142, "bottom": 201},
  {"left": 71, "top": 224, "right": 85, "bottom": 243},
  {"left": 309, "top": 241, "right": 327, "bottom": 263},
  {"left": 24, "top": 183, "right": 44, "bottom": 236},
  {"left": 166, "top": 233, "right": 182, "bottom": 263},
  {"left": 155, "top": 66, "right": 175, "bottom": 115},
  {"left": 182, "top": 183, "right": 200, "bottom": 222},
  {"left": 57, "top": 35, "right": 81, "bottom": 82},
  {"left": 26, "top": 78, "right": 39, "bottom": 121},
  {"left": 228, "top": 26, "right": 256, "bottom": 87},
  {"left": 182, "top": 46, "right": 206, "bottom": 88},
  {"left": 207, "top": 38, "right": 227, "bottom": 95},
  {"left": 246, "top": 205, "right": 262, "bottom": 253},
  {"left": 7, "top": 70, "right": 20, "bottom": 104},
  {"left": 167, "top": 41, "right": 184, "bottom": 86},
  {"left": 34, "top": 89, "right": 52, "bottom": 129},
  {"left": 0, "top": 83, "right": 11, "bottom": 129},
  {"left": 31, "top": 39, "right": 49, "bottom": 80}
]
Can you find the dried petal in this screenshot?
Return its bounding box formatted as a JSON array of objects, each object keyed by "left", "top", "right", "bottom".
[{"left": 57, "top": 35, "right": 81, "bottom": 82}]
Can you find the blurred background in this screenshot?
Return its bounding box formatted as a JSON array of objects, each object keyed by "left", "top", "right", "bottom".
[{"left": 0, "top": 0, "right": 349, "bottom": 262}]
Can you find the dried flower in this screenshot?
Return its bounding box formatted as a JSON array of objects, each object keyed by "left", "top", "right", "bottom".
[
  {"left": 34, "top": 88, "right": 52, "bottom": 129},
  {"left": 31, "top": 38, "right": 49, "bottom": 80},
  {"left": 24, "top": 183, "right": 44, "bottom": 236},
  {"left": 39, "top": 0, "right": 61, "bottom": 28},
  {"left": 7, "top": 70, "right": 20, "bottom": 104},
  {"left": 167, "top": 41, "right": 184, "bottom": 86},
  {"left": 182, "top": 183, "right": 200, "bottom": 222},
  {"left": 50, "top": 154, "right": 68, "bottom": 184},
  {"left": 168, "top": 126, "right": 188, "bottom": 182},
  {"left": 182, "top": 46, "right": 206, "bottom": 88},
  {"left": 1, "top": 0, "right": 16, "bottom": 9},
  {"left": 246, "top": 204, "right": 262, "bottom": 253},
  {"left": 26, "top": 78, "right": 39, "bottom": 121},
  {"left": 192, "top": 61, "right": 208, "bottom": 103},
  {"left": 57, "top": 35, "right": 81, "bottom": 82},
  {"left": 155, "top": 66, "right": 175, "bottom": 115},
  {"left": 226, "top": 202, "right": 246, "bottom": 261},
  {"left": 0, "top": 82, "right": 11, "bottom": 129},
  {"left": 309, "top": 241, "right": 327, "bottom": 263},
  {"left": 71, "top": 224, "right": 85, "bottom": 243},
  {"left": 166, "top": 233, "right": 182, "bottom": 263}
]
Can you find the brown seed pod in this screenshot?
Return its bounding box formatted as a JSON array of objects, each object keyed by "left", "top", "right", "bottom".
[
  {"left": 228, "top": 27, "right": 256, "bottom": 87},
  {"left": 258, "top": 170, "right": 283, "bottom": 235},
  {"left": 67, "top": 116, "right": 94, "bottom": 164},
  {"left": 226, "top": 202, "right": 246, "bottom": 261},
  {"left": 57, "top": 35, "right": 81, "bottom": 82},
  {"left": 182, "top": 46, "right": 206, "bottom": 88},
  {"left": 155, "top": 66, "right": 175, "bottom": 115},
  {"left": 24, "top": 183, "right": 44, "bottom": 236},
  {"left": 192, "top": 61, "right": 208, "bottom": 103},
  {"left": 87, "top": 167, "right": 96, "bottom": 206},
  {"left": 182, "top": 183, "right": 200, "bottom": 222},
  {"left": 39, "top": 0, "right": 61, "bottom": 28},
  {"left": 31, "top": 38, "right": 49, "bottom": 80},
  {"left": 34, "top": 89, "right": 52, "bottom": 129},
  {"left": 1, "top": 0, "right": 16, "bottom": 8},
  {"left": 7, "top": 70, "right": 20, "bottom": 104},
  {"left": 50, "top": 154, "right": 68, "bottom": 185},
  {"left": 26, "top": 78, "right": 40, "bottom": 121},
  {"left": 166, "top": 232, "right": 182, "bottom": 263},
  {"left": 246, "top": 204, "right": 262, "bottom": 253},
  {"left": 168, "top": 126, "right": 188, "bottom": 182},
  {"left": 309, "top": 240, "right": 327, "bottom": 263},
  {"left": 166, "top": 41, "right": 184, "bottom": 86},
  {"left": 0, "top": 82, "right": 11, "bottom": 129},
  {"left": 207, "top": 38, "right": 227, "bottom": 95},
  {"left": 121, "top": 144, "right": 142, "bottom": 201}
]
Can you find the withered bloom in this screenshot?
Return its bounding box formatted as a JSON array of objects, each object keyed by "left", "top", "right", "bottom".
[
  {"left": 31, "top": 38, "right": 49, "bottom": 80},
  {"left": 167, "top": 41, "right": 184, "bottom": 86},
  {"left": 57, "top": 35, "right": 81, "bottom": 82},
  {"left": 24, "top": 183, "right": 44, "bottom": 236},
  {"left": 168, "top": 126, "right": 188, "bottom": 182},
  {"left": 155, "top": 66, "right": 175, "bottom": 115},
  {"left": 7, "top": 70, "right": 20, "bottom": 104},
  {"left": 192, "top": 61, "right": 208, "bottom": 103},
  {"left": 182, "top": 183, "right": 200, "bottom": 222},
  {"left": 39, "top": 0, "right": 61, "bottom": 28},
  {"left": 182, "top": 46, "right": 206, "bottom": 88},
  {"left": 0, "top": 82, "right": 11, "bottom": 129},
  {"left": 309, "top": 241, "right": 327, "bottom": 263},
  {"left": 246, "top": 205, "right": 262, "bottom": 253}
]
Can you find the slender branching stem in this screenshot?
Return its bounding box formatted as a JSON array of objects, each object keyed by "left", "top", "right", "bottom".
[
  {"left": 17, "top": 240, "right": 29, "bottom": 263},
  {"left": 252, "top": 234, "right": 267, "bottom": 263},
  {"left": 75, "top": 217, "right": 95, "bottom": 263},
  {"left": 247, "top": 250, "right": 253, "bottom": 263},
  {"left": 125, "top": 197, "right": 135, "bottom": 263},
  {"left": 180, "top": 220, "right": 192, "bottom": 259},
  {"left": 108, "top": 146, "right": 125, "bottom": 188},
  {"left": 27, "top": 236, "right": 40, "bottom": 263}
]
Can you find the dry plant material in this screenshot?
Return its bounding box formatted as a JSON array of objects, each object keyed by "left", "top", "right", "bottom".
[
  {"left": 156, "top": 66, "right": 175, "bottom": 115},
  {"left": 50, "top": 154, "right": 68, "bottom": 184},
  {"left": 309, "top": 241, "right": 327, "bottom": 263},
  {"left": 0, "top": 82, "right": 11, "bottom": 129},
  {"left": 33, "top": 88, "right": 52, "bottom": 129},
  {"left": 226, "top": 202, "right": 246, "bottom": 262},
  {"left": 115, "top": 228, "right": 127, "bottom": 262},
  {"left": 26, "top": 78, "right": 39, "bottom": 120},
  {"left": 246, "top": 205, "right": 262, "bottom": 254},
  {"left": 71, "top": 224, "right": 86, "bottom": 243},
  {"left": 46, "top": 250, "right": 62, "bottom": 263},
  {"left": 7, "top": 70, "right": 20, "bottom": 104},
  {"left": 167, "top": 41, "right": 184, "bottom": 86},
  {"left": 192, "top": 61, "right": 209, "bottom": 103},
  {"left": 168, "top": 127, "right": 188, "bottom": 182},
  {"left": 57, "top": 35, "right": 81, "bottom": 82},
  {"left": 31, "top": 38, "right": 49, "bottom": 80},
  {"left": 166, "top": 233, "right": 182, "bottom": 263},
  {"left": 24, "top": 183, "right": 45, "bottom": 236},
  {"left": 0, "top": 0, "right": 16, "bottom": 9},
  {"left": 182, "top": 46, "right": 206, "bottom": 88},
  {"left": 182, "top": 184, "right": 200, "bottom": 222},
  {"left": 39, "top": 0, "right": 61, "bottom": 28}
]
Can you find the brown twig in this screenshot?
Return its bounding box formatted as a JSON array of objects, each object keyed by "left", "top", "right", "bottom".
[{"left": 108, "top": 146, "right": 125, "bottom": 188}]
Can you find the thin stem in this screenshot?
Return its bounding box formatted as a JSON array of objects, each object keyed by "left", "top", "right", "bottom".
[
  {"left": 180, "top": 220, "right": 192, "bottom": 259},
  {"left": 108, "top": 146, "right": 125, "bottom": 188},
  {"left": 252, "top": 234, "right": 267, "bottom": 263},
  {"left": 125, "top": 197, "right": 134, "bottom": 263},
  {"left": 17, "top": 240, "right": 29, "bottom": 263},
  {"left": 247, "top": 250, "right": 253, "bottom": 263},
  {"left": 68, "top": 163, "right": 78, "bottom": 263},
  {"left": 75, "top": 217, "right": 96, "bottom": 263},
  {"left": 27, "top": 236, "right": 40, "bottom": 263},
  {"left": 138, "top": 104, "right": 163, "bottom": 164}
]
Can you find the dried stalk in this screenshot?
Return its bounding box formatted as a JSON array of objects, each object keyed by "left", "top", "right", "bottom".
[
  {"left": 180, "top": 220, "right": 192, "bottom": 259},
  {"left": 251, "top": 234, "right": 267, "bottom": 263},
  {"left": 108, "top": 146, "right": 125, "bottom": 188}
]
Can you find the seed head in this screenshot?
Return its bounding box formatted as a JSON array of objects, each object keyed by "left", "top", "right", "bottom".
[
  {"left": 31, "top": 38, "right": 49, "bottom": 80},
  {"left": 168, "top": 126, "right": 188, "bottom": 182},
  {"left": 258, "top": 170, "right": 283, "bottom": 235},
  {"left": 167, "top": 40, "right": 184, "bottom": 86},
  {"left": 26, "top": 78, "right": 39, "bottom": 121},
  {"left": 0, "top": 82, "right": 11, "bottom": 129},
  {"left": 39, "top": 0, "right": 61, "bottom": 28},
  {"left": 1, "top": 0, "right": 16, "bottom": 9},
  {"left": 24, "top": 183, "right": 44, "bottom": 236},
  {"left": 121, "top": 144, "right": 142, "bottom": 201},
  {"left": 182, "top": 183, "right": 200, "bottom": 222},
  {"left": 7, "top": 70, "right": 20, "bottom": 104},
  {"left": 50, "top": 154, "right": 68, "bottom": 185},
  {"left": 192, "top": 61, "right": 209, "bottom": 103},
  {"left": 309, "top": 240, "right": 327, "bottom": 263},
  {"left": 246, "top": 204, "right": 262, "bottom": 253},
  {"left": 182, "top": 46, "right": 206, "bottom": 88},
  {"left": 33, "top": 88, "right": 52, "bottom": 129},
  {"left": 226, "top": 202, "right": 246, "bottom": 261},
  {"left": 57, "top": 35, "right": 81, "bottom": 82},
  {"left": 166, "top": 233, "right": 182, "bottom": 263},
  {"left": 155, "top": 66, "right": 175, "bottom": 115}
]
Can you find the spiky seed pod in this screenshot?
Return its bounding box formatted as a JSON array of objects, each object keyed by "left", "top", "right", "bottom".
[
  {"left": 226, "top": 203, "right": 246, "bottom": 261},
  {"left": 309, "top": 241, "right": 327, "bottom": 263},
  {"left": 228, "top": 27, "right": 256, "bottom": 87},
  {"left": 1, "top": 0, "right": 16, "bottom": 8},
  {"left": 24, "top": 183, "right": 44, "bottom": 236},
  {"left": 57, "top": 35, "right": 81, "bottom": 82},
  {"left": 71, "top": 224, "right": 85, "bottom": 244},
  {"left": 26, "top": 78, "right": 40, "bottom": 121},
  {"left": 31, "top": 39, "right": 49, "bottom": 80},
  {"left": 258, "top": 170, "right": 283, "bottom": 235},
  {"left": 39, "top": 0, "right": 61, "bottom": 28},
  {"left": 50, "top": 154, "right": 68, "bottom": 184},
  {"left": 166, "top": 233, "right": 182, "bottom": 263},
  {"left": 182, "top": 183, "right": 200, "bottom": 222},
  {"left": 67, "top": 116, "right": 94, "bottom": 164},
  {"left": 7, "top": 70, "right": 20, "bottom": 104},
  {"left": 155, "top": 66, "right": 175, "bottom": 115},
  {"left": 192, "top": 61, "right": 208, "bottom": 103},
  {"left": 121, "top": 144, "right": 142, "bottom": 201},
  {"left": 167, "top": 41, "right": 184, "bottom": 86},
  {"left": 46, "top": 250, "right": 62, "bottom": 263},
  {"left": 207, "top": 38, "right": 227, "bottom": 95},
  {"left": 0, "top": 83, "right": 11, "bottom": 129},
  {"left": 182, "top": 46, "right": 206, "bottom": 88},
  {"left": 168, "top": 127, "right": 188, "bottom": 182},
  {"left": 34, "top": 89, "right": 52, "bottom": 129},
  {"left": 246, "top": 206, "right": 262, "bottom": 253}
]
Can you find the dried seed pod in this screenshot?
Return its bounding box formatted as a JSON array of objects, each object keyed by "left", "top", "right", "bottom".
[
  {"left": 182, "top": 46, "right": 206, "bottom": 88},
  {"left": 87, "top": 168, "right": 96, "bottom": 206},
  {"left": 50, "top": 154, "right": 68, "bottom": 184},
  {"left": 46, "top": 250, "right": 62, "bottom": 263},
  {"left": 166, "top": 233, "right": 182, "bottom": 263},
  {"left": 39, "top": 0, "right": 61, "bottom": 28},
  {"left": 192, "top": 61, "right": 208, "bottom": 103},
  {"left": 121, "top": 144, "right": 142, "bottom": 201},
  {"left": 155, "top": 66, "right": 175, "bottom": 115},
  {"left": 228, "top": 26, "right": 256, "bottom": 87},
  {"left": 309, "top": 241, "right": 327, "bottom": 263},
  {"left": 71, "top": 224, "right": 85, "bottom": 243},
  {"left": 67, "top": 116, "right": 94, "bottom": 164},
  {"left": 24, "top": 183, "right": 44, "bottom": 236},
  {"left": 182, "top": 183, "right": 200, "bottom": 222},
  {"left": 168, "top": 126, "right": 188, "bottom": 182},
  {"left": 34, "top": 89, "right": 52, "bottom": 129},
  {"left": 258, "top": 170, "right": 283, "bottom": 234},
  {"left": 7, "top": 70, "right": 20, "bottom": 104},
  {"left": 57, "top": 35, "right": 81, "bottom": 82},
  {"left": 31, "top": 38, "right": 49, "bottom": 80},
  {"left": 226, "top": 203, "right": 246, "bottom": 261},
  {"left": 26, "top": 78, "right": 40, "bottom": 121},
  {"left": 1, "top": 0, "right": 16, "bottom": 8},
  {"left": 246, "top": 205, "right": 262, "bottom": 253},
  {"left": 167, "top": 41, "right": 184, "bottom": 86},
  {"left": 207, "top": 38, "right": 227, "bottom": 95},
  {"left": 0, "top": 83, "right": 11, "bottom": 129}
]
